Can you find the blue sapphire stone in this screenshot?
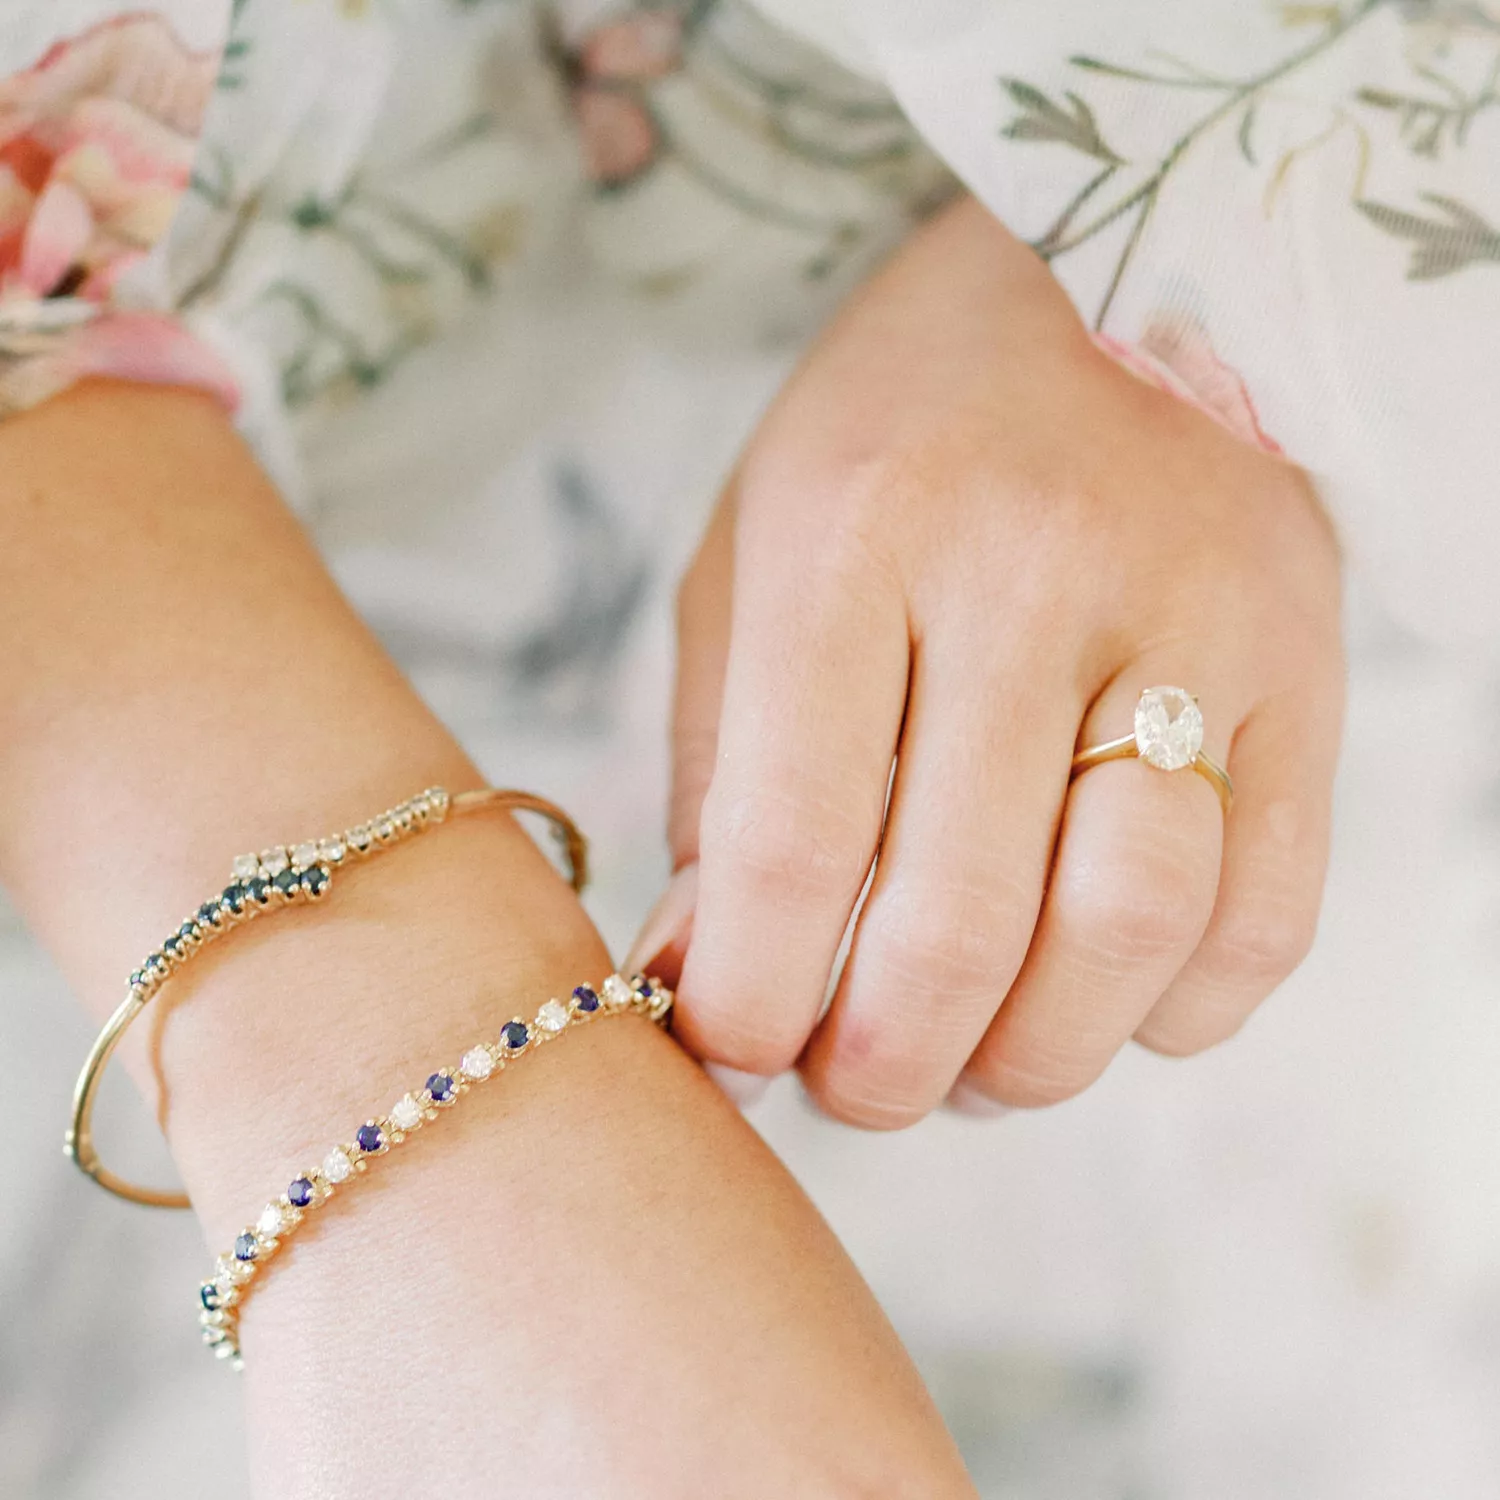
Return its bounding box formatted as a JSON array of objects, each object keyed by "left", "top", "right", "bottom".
[
  {"left": 162, "top": 934, "right": 181, "bottom": 958},
  {"left": 355, "top": 1122, "right": 384, "bottom": 1154},
  {"left": 635, "top": 978, "right": 654, "bottom": 998},
  {"left": 198, "top": 901, "right": 222, "bottom": 927},
  {"left": 501, "top": 1021, "right": 529, "bottom": 1050},
  {"left": 222, "top": 883, "right": 246, "bottom": 914},
  {"left": 245, "top": 877, "right": 271, "bottom": 906},
  {"left": 426, "top": 1072, "right": 455, "bottom": 1103},
  {"left": 572, "top": 985, "right": 599, "bottom": 1013},
  {"left": 287, "top": 1177, "right": 314, "bottom": 1208},
  {"left": 233, "top": 1232, "right": 258, "bottom": 1262},
  {"left": 302, "top": 864, "right": 329, "bottom": 897},
  {"left": 273, "top": 867, "right": 300, "bottom": 898},
  {"left": 200, "top": 1281, "right": 222, "bottom": 1310},
  {"left": 179, "top": 921, "right": 199, "bottom": 943}
]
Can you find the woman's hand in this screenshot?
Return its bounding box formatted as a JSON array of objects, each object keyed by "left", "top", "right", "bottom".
[
  {"left": 635, "top": 196, "right": 1344, "bottom": 1125},
  {"left": 0, "top": 383, "right": 976, "bottom": 1500}
]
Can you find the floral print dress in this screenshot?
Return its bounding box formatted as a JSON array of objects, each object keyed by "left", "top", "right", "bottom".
[
  {"left": 0, "top": 2, "right": 950, "bottom": 470},
  {"left": 2, "top": 1, "right": 1496, "bottom": 650}
]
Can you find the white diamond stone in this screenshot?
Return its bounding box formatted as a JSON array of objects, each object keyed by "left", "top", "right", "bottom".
[
  {"left": 232, "top": 853, "right": 260, "bottom": 880},
  {"left": 390, "top": 1094, "right": 422, "bottom": 1131},
  {"left": 218, "top": 1255, "right": 252, "bottom": 1285},
  {"left": 1134, "top": 686, "right": 1204, "bottom": 772},
  {"left": 319, "top": 836, "right": 347, "bottom": 864},
  {"left": 322, "top": 1147, "right": 353, "bottom": 1184},
  {"left": 602, "top": 974, "right": 633, "bottom": 1008},
  {"left": 257, "top": 1203, "right": 286, "bottom": 1238},
  {"left": 460, "top": 1046, "right": 494, "bottom": 1080},
  {"left": 261, "top": 847, "right": 289, "bottom": 876},
  {"left": 291, "top": 841, "right": 319, "bottom": 870},
  {"left": 537, "top": 999, "right": 570, "bottom": 1033}
]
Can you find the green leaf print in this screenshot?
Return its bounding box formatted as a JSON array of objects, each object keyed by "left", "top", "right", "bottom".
[
  {"left": 1356, "top": 193, "right": 1500, "bottom": 278},
  {"left": 999, "top": 80, "right": 1122, "bottom": 163}
]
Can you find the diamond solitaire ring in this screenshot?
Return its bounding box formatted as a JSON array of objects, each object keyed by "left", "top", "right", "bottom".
[{"left": 1070, "top": 686, "right": 1234, "bottom": 814}]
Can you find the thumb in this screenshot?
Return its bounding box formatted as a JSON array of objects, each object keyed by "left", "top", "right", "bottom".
[{"left": 624, "top": 491, "right": 735, "bottom": 985}]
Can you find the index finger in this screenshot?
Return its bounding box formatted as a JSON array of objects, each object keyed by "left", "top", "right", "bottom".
[{"left": 675, "top": 503, "right": 908, "bottom": 1076}]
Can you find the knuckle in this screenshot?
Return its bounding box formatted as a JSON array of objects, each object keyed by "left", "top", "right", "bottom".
[
  {"left": 676, "top": 987, "right": 809, "bottom": 1077},
  {"left": 807, "top": 1069, "right": 930, "bottom": 1131},
  {"left": 867, "top": 872, "right": 1034, "bottom": 1001},
  {"left": 699, "top": 784, "right": 870, "bottom": 905},
  {"left": 745, "top": 445, "right": 902, "bottom": 561},
  {"left": 977, "top": 1043, "right": 1101, "bottom": 1109},
  {"left": 1210, "top": 892, "right": 1320, "bottom": 983},
  {"left": 1136, "top": 1009, "right": 1244, "bottom": 1058},
  {"left": 805, "top": 998, "right": 977, "bottom": 1130},
  {"left": 1059, "top": 842, "right": 1214, "bottom": 966}
]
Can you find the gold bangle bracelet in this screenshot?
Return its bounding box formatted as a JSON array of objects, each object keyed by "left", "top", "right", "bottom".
[
  {"left": 65, "top": 785, "right": 587, "bottom": 1210},
  {"left": 198, "top": 972, "right": 673, "bottom": 1369}
]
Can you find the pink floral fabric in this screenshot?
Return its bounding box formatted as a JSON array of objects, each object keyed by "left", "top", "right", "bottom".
[
  {"left": 1092, "top": 328, "right": 1283, "bottom": 457},
  {"left": 0, "top": 2, "right": 950, "bottom": 430},
  {"left": 0, "top": 3, "right": 1292, "bottom": 465},
  {"left": 0, "top": 12, "right": 236, "bottom": 415}
]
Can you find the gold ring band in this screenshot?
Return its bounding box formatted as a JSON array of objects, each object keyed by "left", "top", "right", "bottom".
[
  {"left": 1070, "top": 733, "right": 1234, "bottom": 814},
  {"left": 1070, "top": 686, "right": 1234, "bottom": 816}
]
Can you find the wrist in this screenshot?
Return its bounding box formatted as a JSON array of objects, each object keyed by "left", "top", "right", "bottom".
[{"left": 153, "top": 815, "right": 612, "bottom": 1237}]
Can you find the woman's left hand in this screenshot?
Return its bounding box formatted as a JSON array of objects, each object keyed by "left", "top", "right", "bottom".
[{"left": 629, "top": 196, "right": 1344, "bottom": 1125}]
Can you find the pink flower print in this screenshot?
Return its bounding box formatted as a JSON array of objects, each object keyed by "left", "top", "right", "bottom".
[
  {"left": 567, "top": 10, "right": 685, "bottom": 187},
  {"left": 580, "top": 11, "right": 684, "bottom": 82},
  {"left": 1093, "top": 321, "right": 1283, "bottom": 456},
  {"left": 0, "top": 14, "right": 218, "bottom": 302},
  {"left": 0, "top": 309, "right": 239, "bottom": 417},
  {"left": 574, "top": 89, "right": 663, "bottom": 187}
]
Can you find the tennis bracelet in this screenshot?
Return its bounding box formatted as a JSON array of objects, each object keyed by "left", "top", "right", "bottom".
[{"left": 199, "top": 971, "right": 673, "bottom": 1369}]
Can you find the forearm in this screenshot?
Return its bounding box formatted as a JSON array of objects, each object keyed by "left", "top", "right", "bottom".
[{"left": 0, "top": 382, "right": 973, "bottom": 1498}]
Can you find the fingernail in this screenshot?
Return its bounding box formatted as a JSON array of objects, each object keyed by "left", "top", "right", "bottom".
[
  {"left": 946, "top": 1080, "right": 1012, "bottom": 1119},
  {"left": 623, "top": 862, "right": 698, "bottom": 984},
  {"left": 704, "top": 1061, "right": 772, "bottom": 1108}
]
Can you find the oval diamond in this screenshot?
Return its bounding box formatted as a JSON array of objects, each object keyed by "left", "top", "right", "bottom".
[{"left": 1133, "top": 686, "right": 1204, "bottom": 772}]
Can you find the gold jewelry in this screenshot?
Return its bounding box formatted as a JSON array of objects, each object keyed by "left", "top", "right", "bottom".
[
  {"left": 198, "top": 973, "right": 672, "bottom": 1368},
  {"left": 66, "top": 786, "right": 587, "bottom": 1209},
  {"left": 1071, "top": 686, "right": 1234, "bottom": 815}
]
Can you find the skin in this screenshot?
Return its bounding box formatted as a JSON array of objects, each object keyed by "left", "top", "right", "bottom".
[
  {"left": 0, "top": 383, "right": 976, "bottom": 1500},
  {"left": 640, "top": 196, "right": 1345, "bottom": 1127}
]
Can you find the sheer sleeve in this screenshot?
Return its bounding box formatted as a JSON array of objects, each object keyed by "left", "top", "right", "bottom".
[
  {"left": 0, "top": 5, "right": 238, "bottom": 418},
  {"left": 752, "top": 0, "right": 1500, "bottom": 651}
]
